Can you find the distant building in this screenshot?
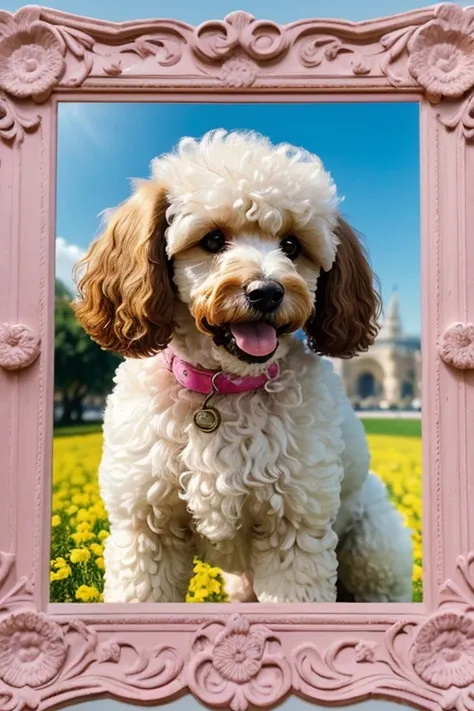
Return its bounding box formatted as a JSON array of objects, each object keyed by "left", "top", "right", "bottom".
[{"left": 330, "top": 289, "right": 421, "bottom": 410}]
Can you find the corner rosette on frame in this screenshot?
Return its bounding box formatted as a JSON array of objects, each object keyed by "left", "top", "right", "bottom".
[
  {"left": 410, "top": 611, "right": 474, "bottom": 689},
  {"left": 407, "top": 4, "right": 474, "bottom": 101},
  {"left": 0, "top": 611, "right": 67, "bottom": 688},
  {"left": 187, "top": 614, "right": 291, "bottom": 711},
  {"left": 0, "top": 7, "right": 66, "bottom": 101}
]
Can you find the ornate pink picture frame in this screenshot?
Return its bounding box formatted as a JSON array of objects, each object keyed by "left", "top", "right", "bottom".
[{"left": 1, "top": 3, "right": 474, "bottom": 709}]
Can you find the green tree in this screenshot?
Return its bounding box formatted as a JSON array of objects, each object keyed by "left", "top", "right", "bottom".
[{"left": 54, "top": 279, "right": 121, "bottom": 425}]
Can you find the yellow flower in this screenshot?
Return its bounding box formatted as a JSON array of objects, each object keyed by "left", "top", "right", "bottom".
[
  {"left": 50, "top": 565, "right": 71, "bottom": 581},
  {"left": 70, "top": 531, "right": 95, "bottom": 544},
  {"left": 403, "top": 493, "right": 419, "bottom": 509},
  {"left": 75, "top": 585, "right": 100, "bottom": 602},
  {"left": 95, "top": 557, "right": 105, "bottom": 570},
  {"left": 188, "top": 576, "right": 206, "bottom": 592},
  {"left": 52, "top": 495, "right": 65, "bottom": 510},
  {"left": 72, "top": 494, "right": 89, "bottom": 507},
  {"left": 70, "top": 548, "right": 91, "bottom": 563},
  {"left": 76, "top": 508, "right": 92, "bottom": 522},
  {"left": 76, "top": 521, "right": 91, "bottom": 532},
  {"left": 51, "top": 514, "right": 61, "bottom": 527},
  {"left": 187, "top": 588, "right": 208, "bottom": 602},
  {"left": 50, "top": 424, "right": 423, "bottom": 604},
  {"left": 90, "top": 504, "right": 106, "bottom": 518},
  {"left": 192, "top": 559, "right": 208, "bottom": 575},
  {"left": 392, "top": 480, "right": 405, "bottom": 499},
  {"left": 208, "top": 578, "right": 222, "bottom": 595},
  {"left": 70, "top": 474, "right": 87, "bottom": 487},
  {"left": 413, "top": 564, "right": 423, "bottom": 582}
]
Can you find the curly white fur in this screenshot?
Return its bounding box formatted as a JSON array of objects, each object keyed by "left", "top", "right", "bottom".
[
  {"left": 90, "top": 130, "right": 414, "bottom": 604},
  {"left": 154, "top": 129, "right": 340, "bottom": 271}
]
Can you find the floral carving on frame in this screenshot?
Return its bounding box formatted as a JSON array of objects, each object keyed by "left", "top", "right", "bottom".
[
  {"left": 438, "top": 323, "right": 474, "bottom": 369},
  {"left": 291, "top": 554, "right": 474, "bottom": 711},
  {"left": 1, "top": 2, "right": 474, "bottom": 711},
  {"left": 0, "top": 323, "right": 40, "bottom": 371},
  {"left": 0, "top": 4, "right": 473, "bottom": 143},
  {"left": 188, "top": 614, "right": 292, "bottom": 710},
  {"left": 2, "top": 550, "right": 474, "bottom": 709},
  {"left": 0, "top": 552, "right": 185, "bottom": 710}
]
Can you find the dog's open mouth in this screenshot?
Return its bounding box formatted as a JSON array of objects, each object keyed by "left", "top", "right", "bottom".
[{"left": 204, "top": 319, "right": 289, "bottom": 364}]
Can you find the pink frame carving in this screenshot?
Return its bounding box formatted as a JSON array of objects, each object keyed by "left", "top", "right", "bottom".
[{"left": 1, "top": 3, "right": 474, "bottom": 709}]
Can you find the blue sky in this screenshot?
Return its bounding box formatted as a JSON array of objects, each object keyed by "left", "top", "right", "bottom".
[
  {"left": 56, "top": 101, "right": 421, "bottom": 335},
  {"left": 3, "top": 0, "right": 468, "bottom": 23}
]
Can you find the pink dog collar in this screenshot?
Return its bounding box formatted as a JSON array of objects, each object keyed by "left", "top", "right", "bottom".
[{"left": 163, "top": 348, "right": 280, "bottom": 395}]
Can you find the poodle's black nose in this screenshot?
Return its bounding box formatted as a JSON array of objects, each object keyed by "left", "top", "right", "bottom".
[{"left": 246, "top": 280, "right": 285, "bottom": 313}]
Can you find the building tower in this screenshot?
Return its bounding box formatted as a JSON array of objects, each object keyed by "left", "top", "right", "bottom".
[{"left": 330, "top": 287, "right": 421, "bottom": 410}]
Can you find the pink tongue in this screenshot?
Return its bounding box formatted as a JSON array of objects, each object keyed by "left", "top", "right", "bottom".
[{"left": 229, "top": 322, "right": 277, "bottom": 357}]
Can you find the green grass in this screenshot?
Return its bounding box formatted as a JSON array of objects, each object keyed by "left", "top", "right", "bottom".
[
  {"left": 360, "top": 417, "right": 421, "bottom": 438},
  {"left": 53, "top": 422, "right": 102, "bottom": 438}
]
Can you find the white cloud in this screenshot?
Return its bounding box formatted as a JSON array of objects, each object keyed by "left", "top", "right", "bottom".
[{"left": 55, "top": 237, "right": 85, "bottom": 295}]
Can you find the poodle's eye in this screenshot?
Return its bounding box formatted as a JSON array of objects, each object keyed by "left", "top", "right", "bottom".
[
  {"left": 200, "top": 229, "right": 226, "bottom": 254},
  {"left": 280, "top": 235, "right": 301, "bottom": 260}
]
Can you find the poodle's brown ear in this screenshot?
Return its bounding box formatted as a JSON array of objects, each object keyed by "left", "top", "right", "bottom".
[
  {"left": 304, "top": 216, "right": 382, "bottom": 358},
  {"left": 72, "top": 181, "right": 175, "bottom": 358}
]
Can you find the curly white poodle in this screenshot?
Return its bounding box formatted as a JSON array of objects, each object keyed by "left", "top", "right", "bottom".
[{"left": 73, "top": 129, "right": 413, "bottom": 604}]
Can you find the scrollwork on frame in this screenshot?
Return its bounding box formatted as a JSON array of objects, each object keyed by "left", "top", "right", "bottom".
[
  {"left": 193, "top": 11, "right": 289, "bottom": 63},
  {"left": 104, "top": 31, "right": 185, "bottom": 72},
  {"left": 0, "top": 4, "right": 473, "bottom": 144},
  {"left": 291, "top": 554, "right": 474, "bottom": 711},
  {"left": 0, "top": 5, "right": 93, "bottom": 142},
  {"left": 439, "top": 94, "right": 474, "bottom": 140},
  {"left": 2, "top": 549, "right": 474, "bottom": 709},
  {"left": 0, "top": 552, "right": 184, "bottom": 711}
]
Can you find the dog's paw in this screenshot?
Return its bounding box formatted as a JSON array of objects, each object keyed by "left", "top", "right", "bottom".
[
  {"left": 221, "top": 572, "right": 257, "bottom": 602},
  {"left": 255, "top": 582, "right": 337, "bottom": 603}
]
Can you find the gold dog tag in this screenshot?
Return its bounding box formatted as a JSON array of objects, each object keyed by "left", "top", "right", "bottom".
[
  {"left": 193, "top": 405, "right": 221, "bottom": 433},
  {"left": 193, "top": 373, "right": 221, "bottom": 433}
]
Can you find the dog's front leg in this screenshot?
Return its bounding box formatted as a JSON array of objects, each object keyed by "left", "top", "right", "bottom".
[
  {"left": 103, "top": 520, "right": 195, "bottom": 603},
  {"left": 251, "top": 520, "right": 339, "bottom": 603}
]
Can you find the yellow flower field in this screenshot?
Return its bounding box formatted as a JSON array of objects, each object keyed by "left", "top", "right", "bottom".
[{"left": 50, "top": 428, "right": 422, "bottom": 603}]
